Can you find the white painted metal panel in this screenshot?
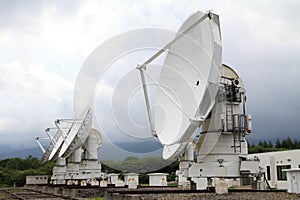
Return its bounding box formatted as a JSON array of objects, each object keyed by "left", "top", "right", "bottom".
[{"left": 154, "top": 11, "right": 222, "bottom": 159}]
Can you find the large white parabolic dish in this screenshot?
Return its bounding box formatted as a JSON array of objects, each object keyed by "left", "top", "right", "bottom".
[{"left": 154, "top": 11, "right": 222, "bottom": 159}]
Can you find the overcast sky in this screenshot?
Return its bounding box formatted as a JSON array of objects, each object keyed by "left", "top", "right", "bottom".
[{"left": 0, "top": 0, "right": 300, "bottom": 150}]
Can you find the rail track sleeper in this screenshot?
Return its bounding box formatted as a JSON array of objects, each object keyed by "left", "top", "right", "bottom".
[
  {"left": 2, "top": 189, "right": 26, "bottom": 200},
  {"left": 1, "top": 188, "right": 80, "bottom": 200}
]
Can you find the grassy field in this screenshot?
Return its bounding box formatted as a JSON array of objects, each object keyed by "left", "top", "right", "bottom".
[{"left": 89, "top": 197, "right": 104, "bottom": 200}]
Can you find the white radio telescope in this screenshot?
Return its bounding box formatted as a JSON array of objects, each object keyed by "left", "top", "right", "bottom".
[
  {"left": 36, "top": 108, "right": 104, "bottom": 185},
  {"left": 136, "top": 10, "right": 259, "bottom": 189}
]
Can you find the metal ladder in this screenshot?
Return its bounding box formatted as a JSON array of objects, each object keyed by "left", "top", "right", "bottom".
[
  {"left": 232, "top": 114, "right": 242, "bottom": 153},
  {"left": 225, "top": 102, "right": 233, "bottom": 131},
  {"left": 225, "top": 85, "right": 242, "bottom": 153}
]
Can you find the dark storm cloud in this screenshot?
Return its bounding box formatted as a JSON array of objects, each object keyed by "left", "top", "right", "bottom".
[{"left": 220, "top": 0, "right": 300, "bottom": 142}]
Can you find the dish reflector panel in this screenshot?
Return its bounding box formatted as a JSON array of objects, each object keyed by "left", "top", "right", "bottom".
[
  {"left": 59, "top": 107, "right": 92, "bottom": 157},
  {"left": 154, "top": 11, "right": 222, "bottom": 146},
  {"left": 162, "top": 142, "right": 187, "bottom": 160},
  {"left": 40, "top": 130, "right": 64, "bottom": 164}
]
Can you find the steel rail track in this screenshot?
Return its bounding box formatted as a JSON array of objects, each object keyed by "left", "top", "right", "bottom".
[{"left": 0, "top": 188, "right": 78, "bottom": 200}]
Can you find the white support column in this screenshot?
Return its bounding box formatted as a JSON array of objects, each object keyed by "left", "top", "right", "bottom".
[{"left": 137, "top": 65, "right": 156, "bottom": 137}]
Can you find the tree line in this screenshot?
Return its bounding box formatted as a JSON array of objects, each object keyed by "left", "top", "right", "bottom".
[
  {"left": 0, "top": 155, "right": 54, "bottom": 187},
  {"left": 248, "top": 137, "right": 300, "bottom": 153}
]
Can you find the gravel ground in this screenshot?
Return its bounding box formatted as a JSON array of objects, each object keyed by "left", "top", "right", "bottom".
[
  {"left": 106, "top": 187, "right": 300, "bottom": 200},
  {"left": 138, "top": 192, "right": 300, "bottom": 200}
]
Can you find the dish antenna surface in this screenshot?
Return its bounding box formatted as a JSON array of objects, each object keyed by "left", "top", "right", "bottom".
[
  {"left": 37, "top": 128, "right": 64, "bottom": 164},
  {"left": 36, "top": 107, "right": 92, "bottom": 163},
  {"left": 58, "top": 107, "right": 92, "bottom": 158},
  {"left": 138, "top": 11, "right": 222, "bottom": 159}
]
